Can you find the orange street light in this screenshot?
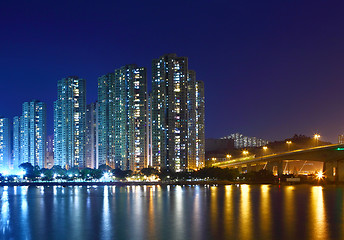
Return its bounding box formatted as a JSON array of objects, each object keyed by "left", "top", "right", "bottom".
[
  {"left": 314, "top": 134, "right": 321, "bottom": 146},
  {"left": 286, "top": 141, "right": 292, "bottom": 151}
]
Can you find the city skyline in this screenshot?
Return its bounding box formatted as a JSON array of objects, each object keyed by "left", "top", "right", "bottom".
[
  {"left": 2, "top": 1, "right": 344, "bottom": 143},
  {"left": 0, "top": 54, "right": 205, "bottom": 171}
]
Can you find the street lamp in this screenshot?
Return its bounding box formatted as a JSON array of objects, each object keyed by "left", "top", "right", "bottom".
[
  {"left": 314, "top": 134, "right": 320, "bottom": 146},
  {"left": 242, "top": 150, "right": 249, "bottom": 156},
  {"left": 226, "top": 154, "right": 231, "bottom": 159},
  {"left": 286, "top": 141, "right": 292, "bottom": 151}
]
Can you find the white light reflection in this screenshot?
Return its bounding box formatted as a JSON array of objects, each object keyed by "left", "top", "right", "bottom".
[
  {"left": 174, "top": 186, "right": 184, "bottom": 240},
  {"left": 1, "top": 186, "right": 9, "bottom": 234},
  {"left": 192, "top": 185, "right": 202, "bottom": 239},
  {"left": 101, "top": 186, "right": 111, "bottom": 238}
]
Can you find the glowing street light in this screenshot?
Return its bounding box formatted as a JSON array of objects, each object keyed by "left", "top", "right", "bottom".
[
  {"left": 226, "top": 154, "right": 231, "bottom": 159},
  {"left": 242, "top": 150, "right": 249, "bottom": 156},
  {"left": 314, "top": 134, "right": 321, "bottom": 146},
  {"left": 286, "top": 141, "right": 292, "bottom": 151},
  {"left": 316, "top": 171, "right": 324, "bottom": 180},
  {"left": 262, "top": 146, "right": 268, "bottom": 157}
]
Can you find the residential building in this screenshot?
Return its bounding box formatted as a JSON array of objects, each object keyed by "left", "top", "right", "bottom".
[
  {"left": 13, "top": 116, "right": 21, "bottom": 168},
  {"left": 20, "top": 100, "right": 47, "bottom": 168},
  {"left": 85, "top": 102, "right": 98, "bottom": 169},
  {"left": 114, "top": 65, "right": 147, "bottom": 171},
  {"left": 0, "top": 118, "right": 11, "bottom": 169},
  {"left": 97, "top": 74, "right": 115, "bottom": 167},
  {"left": 151, "top": 54, "right": 205, "bottom": 171},
  {"left": 222, "top": 133, "right": 269, "bottom": 149},
  {"left": 54, "top": 77, "right": 86, "bottom": 168}
]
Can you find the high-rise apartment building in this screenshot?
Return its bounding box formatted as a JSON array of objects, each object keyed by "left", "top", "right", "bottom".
[
  {"left": 98, "top": 74, "right": 115, "bottom": 167},
  {"left": 12, "top": 116, "right": 21, "bottom": 168},
  {"left": 151, "top": 54, "right": 205, "bottom": 171},
  {"left": 85, "top": 102, "right": 98, "bottom": 169},
  {"left": 20, "top": 100, "right": 46, "bottom": 168},
  {"left": 222, "top": 133, "right": 269, "bottom": 148},
  {"left": 54, "top": 77, "right": 86, "bottom": 168},
  {"left": 114, "top": 65, "right": 147, "bottom": 171},
  {"left": 195, "top": 80, "right": 205, "bottom": 168},
  {"left": 187, "top": 71, "right": 205, "bottom": 170},
  {"left": 45, "top": 135, "right": 54, "bottom": 168},
  {"left": 98, "top": 66, "right": 147, "bottom": 171},
  {"left": 0, "top": 118, "right": 11, "bottom": 170}
]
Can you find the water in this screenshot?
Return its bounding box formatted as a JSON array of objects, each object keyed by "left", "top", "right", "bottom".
[{"left": 0, "top": 184, "right": 343, "bottom": 240}]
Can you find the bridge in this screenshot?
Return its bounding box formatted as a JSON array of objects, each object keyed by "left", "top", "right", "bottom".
[{"left": 212, "top": 144, "right": 344, "bottom": 181}]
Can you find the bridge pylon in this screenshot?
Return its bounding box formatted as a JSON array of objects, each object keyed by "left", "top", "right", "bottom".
[{"left": 324, "top": 159, "right": 344, "bottom": 182}]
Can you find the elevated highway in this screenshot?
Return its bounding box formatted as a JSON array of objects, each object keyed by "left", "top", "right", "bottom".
[{"left": 212, "top": 144, "right": 344, "bottom": 181}]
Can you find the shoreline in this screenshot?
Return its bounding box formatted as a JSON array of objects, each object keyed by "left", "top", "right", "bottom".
[{"left": 0, "top": 180, "right": 335, "bottom": 187}]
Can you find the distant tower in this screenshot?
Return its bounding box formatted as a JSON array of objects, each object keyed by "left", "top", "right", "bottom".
[
  {"left": 114, "top": 65, "right": 147, "bottom": 171},
  {"left": 151, "top": 54, "right": 205, "bottom": 171},
  {"left": 85, "top": 102, "right": 98, "bottom": 169},
  {"left": 0, "top": 117, "right": 11, "bottom": 170},
  {"left": 20, "top": 100, "right": 47, "bottom": 168},
  {"left": 54, "top": 77, "right": 86, "bottom": 168}
]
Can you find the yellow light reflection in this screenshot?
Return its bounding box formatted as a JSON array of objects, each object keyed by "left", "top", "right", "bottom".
[
  {"left": 224, "top": 185, "right": 234, "bottom": 237},
  {"left": 284, "top": 186, "right": 295, "bottom": 240},
  {"left": 260, "top": 185, "right": 271, "bottom": 239},
  {"left": 239, "top": 184, "right": 252, "bottom": 240},
  {"left": 309, "top": 186, "right": 328, "bottom": 240},
  {"left": 210, "top": 186, "right": 218, "bottom": 237}
]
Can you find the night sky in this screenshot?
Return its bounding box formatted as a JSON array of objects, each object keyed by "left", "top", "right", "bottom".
[{"left": 1, "top": 0, "right": 344, "bottom": 143}]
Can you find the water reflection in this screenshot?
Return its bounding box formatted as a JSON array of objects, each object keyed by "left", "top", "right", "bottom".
[
  {"left": 0, "top": 185, "right": 339, "bottom": 240},
  {"left": 101, "top": 186, "right": 111, "bottom": 239},
  {"left": 239, "top": 184, "right": 252, "bottom": 240},
  {"left": 1, "top": 186, "right": 9, "bottom": 234},
  {"left": 224, "top": 185, "right": 233, "bottom": 238},
  {"left": 284, "top": 186, "right": 295, "bottom": 240},
  {"left": 309, "top": 186, "right": 328, "bottom": 240},
  {"left": 210, "top": 186, "right": 218, "bottom": 238},
  {"left": 260, "top": 185, "right": 271, "bottom": 239}
]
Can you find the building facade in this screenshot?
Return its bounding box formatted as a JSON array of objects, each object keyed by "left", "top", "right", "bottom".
[
  {"left": 222, "top": 133, "right": 269, "bottom": 149},
  {"left": 0, "top": 118, "right": 11, "bottom": 170},
  {"left": 45, "top": 135, "right": 54, "bottom": 168},
  {"left": 151, "top": 54, "right": 205, "bottom": 171},
  {"left": 54, "top": 77, "right": 86, "bottom": 168},
  {"left": 98, "top": 74, "right": 115, "bottom": 167},
  {"left": 114, "top": 65, "right": 147, "bottom": 171},
  {"left": 85, "top": 102, "right": 98, "bottom": 169},
  {"left": 19, "top": 100, "right": 47, "bottom": 168},
  {"left": 12, "top": 116, "right": 21, "bottom": 169}
]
